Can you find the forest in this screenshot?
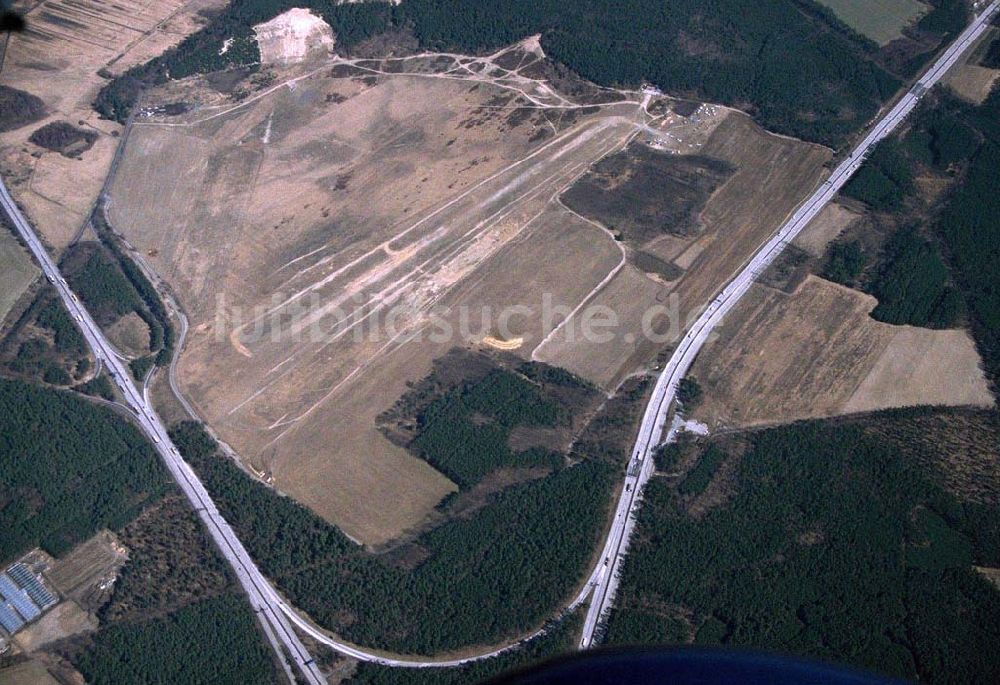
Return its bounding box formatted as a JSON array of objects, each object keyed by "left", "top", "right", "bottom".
[
  {"left": 606, "top": 409, "right": 1000, "bottom": 683},
  {"left": 90, "top": 0, "right": 965, "bottom": 147},
  {"left": 931, "top": 89, "right": 1000, "bottom": 385},
  {"left": 866, "top": 227, "right": 962, "bottom": 328},
  {"left": 838, "top": 85, "right": 1000, "bottom": 383},
  {"left": 64, "top": 247, "right": 145, "bottom": 328},
  {"left": 70, "top": 594, "right": 276, "bottom": 685},
  {"left": 403, "top": 365, "right": 583, "bottom": 487},
  {"left": 170, "top": 397, "right": 619, "bottom": 655},
  {"left": 0, "top": 378, "right": 168, "bottom": 562}
]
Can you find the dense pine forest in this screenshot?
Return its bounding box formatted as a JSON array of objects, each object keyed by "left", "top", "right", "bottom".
[
  {"left": 97, "top": 1, "right": 968, "bottom": 146},
  {"left": 0, "top": 378, "right": 168, "bottom": 561},
  {"left": 607, "top": 409, "right": 1000, "bottom": 683},
  {"left": 170, "top": 420, "right": 616, "bottom": 654}
]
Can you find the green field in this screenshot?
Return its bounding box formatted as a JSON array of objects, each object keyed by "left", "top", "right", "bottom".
[
  {"left": 0, "top": 227, "right": 38, "bottom": 323},
  {"left": 817, "top": 0, "right": 929, "bottom": 45}
]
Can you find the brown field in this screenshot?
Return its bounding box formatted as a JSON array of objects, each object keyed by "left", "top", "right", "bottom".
[
  {"left": 690, "top": 276, "right": 994, "bottom": 429},
  {"left": 0, "top": 0, "right": 223, "bottom": 249},
  {"left": 107, "top": 37, "right": 830, "bottom": 543},
  {"left": 946, "top": 63, "right": 1000, "bottom": 104},
  {"left": 108, "top": 43, "right": 656, "bottom": 543},
  {"left": 0, "top": 227, "right": 38, "bottom": 323},
  {"left": 535, "top": 112, "right": 832, "bottom": 388},
  {"left": 105, "top": 312, "right": 151, "bottom": 358},
  {"left": 791, "top": 201, "right": 860, "bottom": 257},
  {"left": 0, "top": 661, "right": 60, "bottom": 685},
  {"left": 47, "top": 531, "right": 127, "bottom": 609},
  {"left": 13, "top": 601, "right": 96, "bottom": 653}
]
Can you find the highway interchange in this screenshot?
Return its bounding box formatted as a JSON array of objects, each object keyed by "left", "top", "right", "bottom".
[{"left": 0, "top": 0, "right": 996, "bottom": 679}]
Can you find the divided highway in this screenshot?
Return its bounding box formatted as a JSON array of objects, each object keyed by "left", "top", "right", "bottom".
[
  {"left": 1, "top": 0, "right": 995, "bottom": 677},
  {"left": 0, "top": 183, "right": 329, "bottom": 683},
  {"left": 578, "top": 0, "right": 1000, "bottom": 647}
]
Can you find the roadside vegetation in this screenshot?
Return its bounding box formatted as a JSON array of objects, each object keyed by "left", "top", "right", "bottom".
[
  {"left": 607, "top": 409, "right": 1000, "bottom": 683},
  {"left": 171, "top": 418, "right": 617, "bottom": 654},
  {"left": 345, "top": 611, "right": 582, "bottom": 685},
  {"left": 68, "top": 594, "right": 275, "bottom": 685},
  {"left": 95, "top": 0, "right": 971, "bottom": 147},
  {"left": 59, "top": 496, "right": 278, "bottom": 685},
  {"left": 89, "top": 208, "right": 176, "bottom": 370},
  {"left": 1, "top": 289, "right": 89, "bottom": 388}
]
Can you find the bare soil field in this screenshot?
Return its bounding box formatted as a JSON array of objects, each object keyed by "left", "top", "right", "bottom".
[
  {"left": 947, "top": 63, "right": 1000, "bottom": 104},
  {"left": 254, "top": 8, "right": 334, "bottom": 66},
  {"left": 13, "top": 601, "right": 97, "bottom": 653},
  {"left": 108, "top": 40, "right": 658, "bottom": 543},
  {"left": 690, "top": 276, "right": 994, "bottom": 429},
  {"left": 47, "top": 531, "right": 127, "bottom": 610},
  {"left": 843, "top": 327, "right": 993, "bottom": 413},
  {"left": 105, "top": 312, "right": 151, "bottom": 358},
  {"left": 108, "top": 35, "right": 829, "bottom": 544},
  {"left": 0, "top": 0, "right": 224, "bottom": 249},
  {"left": 792, "top": 201, "right": 861, "bottom": 257},
  {"left": 0, "top": 661, "right": 60, "bottom": 685}
]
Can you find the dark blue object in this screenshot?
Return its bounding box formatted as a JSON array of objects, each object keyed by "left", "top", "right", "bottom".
[{"left": 484, "top": 647, "right": 908, "bottom": 685}]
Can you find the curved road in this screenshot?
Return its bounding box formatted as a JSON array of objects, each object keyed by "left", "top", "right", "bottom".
[
  {"left": 578, "top": 0, "right": 1000, "bottom": 647},
  {"left": 1, "top": 1, "right": 995, "bottom": 677}
]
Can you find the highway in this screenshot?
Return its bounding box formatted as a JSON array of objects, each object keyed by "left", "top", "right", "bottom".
[
  {"left": 0, "top": 182, "right": 328, "bottom": 684},
  {"left": 0, "top": 143, "right": 569, "bottom": 675},
  {"left": 0, "top": 0, "right": 995, "bottom": 676},
  {"left": 577, "top": 0, "right": 1000, "bottom": 648}
]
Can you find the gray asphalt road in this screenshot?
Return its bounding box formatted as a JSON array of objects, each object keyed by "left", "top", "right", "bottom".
[
  {"left": 578, "top": 0, "right": 1000, "bottom": 647},
  {"left": 1, "top": 0, "right": 994, "bottom": 673},
  {"left": 0, "top": 181, "right": 328, "bottom": 685}
]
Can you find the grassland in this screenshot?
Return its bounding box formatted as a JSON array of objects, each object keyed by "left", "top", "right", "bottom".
[
  {"left": 104, "top": 35, "right": 833, "bottom": 543},
  {"left": 606, "top": 409, "right": 1000, "bottom": 683},
  {"left": 0, "top": 226, "right": 38, "bottom": 324},
  {"left": 102, "top": 44, "right": 648, "bottom": 542},
  {"left": 537, "top": 111, "right": 831, "bottom": 388},
  {"left": 816, "top": 0, "right": 929, "bottom": 45}
]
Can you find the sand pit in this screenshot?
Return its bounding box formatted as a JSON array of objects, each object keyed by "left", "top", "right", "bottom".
[{"left": 254, "top": 8, "right": 335, "bottom": 66}]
